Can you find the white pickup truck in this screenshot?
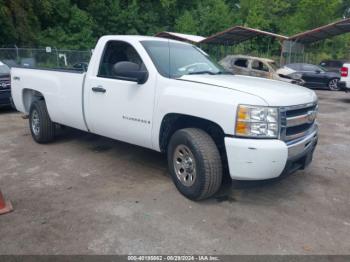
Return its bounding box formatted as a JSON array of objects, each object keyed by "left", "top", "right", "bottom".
[
  {"left": 339, "top": 64, "right": 350, "bottom": 92},
  {"left": 11, "top": 36, "right": 318, "bottom": 200}
]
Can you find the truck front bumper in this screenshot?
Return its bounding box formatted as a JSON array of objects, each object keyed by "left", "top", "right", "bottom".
[
  {"left": 224, "top": 126, "right": 318, "bottom": 180},
  {"left": 0, "top": 90, "right": 11, "bottom": 106}
]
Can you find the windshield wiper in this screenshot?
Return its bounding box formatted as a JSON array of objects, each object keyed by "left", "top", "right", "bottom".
[
  {"left": 188, "top": 71, "right": 233, "bottom": 75},
  {"left": 188, "top": 71, "right": 217, "bottom": 75},
  {"left": 188, "top": 71, "right": 218, "bottom": 75}
]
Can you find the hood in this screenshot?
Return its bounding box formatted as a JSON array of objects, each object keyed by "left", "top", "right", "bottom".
[{"left": 179, "top": 74, "right": 317, "bottom": 106}]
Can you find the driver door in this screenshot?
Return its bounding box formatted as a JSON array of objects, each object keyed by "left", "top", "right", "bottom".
[
  {"left": 301, "top": 64, "right": 326, "bottom": 87},
  {"left": 84, "top": 40, "right": 156, "bottom": 149}
]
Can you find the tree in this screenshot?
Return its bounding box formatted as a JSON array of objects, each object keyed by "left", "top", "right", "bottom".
[
  {"left": 175, "top": 10, "right": 198, "bottom": 34},
  {"left": 0, "top": 0, "right": 41, "bottom": 46},
  {"left": 39, "top": 1, "right": 94, "bottom": 49},
  {"left": 0, "top": 0, "right": 17, "bottom": 46},
  {"left": 287, "top": 0, "right": 342, "bottom": 34}
]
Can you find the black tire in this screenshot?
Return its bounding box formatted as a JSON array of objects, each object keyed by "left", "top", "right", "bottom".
[
  {"left": 29, "top": 100, "right": 55, "bottom": 143},
  {"left": 328, "top": 78, "right": 340, "bottom": 91},
  {"left": 167, "top": 128, "right": 222, "bottom": 200}
]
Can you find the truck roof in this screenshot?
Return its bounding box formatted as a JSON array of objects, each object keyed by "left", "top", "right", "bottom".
[{"left": 99, "top": 35, "right": 192, "bottom": 45}]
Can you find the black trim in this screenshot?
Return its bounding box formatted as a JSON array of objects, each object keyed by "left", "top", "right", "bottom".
[
  {"left": 280, "top": 138, "right": 317, "bottom": 177},
  {"left": 96, "top": 74, "right": 146, "bottom": 83}
]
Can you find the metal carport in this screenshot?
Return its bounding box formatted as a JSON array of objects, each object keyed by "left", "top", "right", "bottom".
[
  {"left": 155, "top": 32, "right": 206, "bottom": 44},
  {"left": 283, "top": 18, "right": 350, "bottom": 64},
  {"left": 289, "top": 18, "right": 350, "bottom": 44},
  {"left": 199, "top": 26, "right": 288, "bottom": 61},
  {"left": 200, "top": 26, "right": 288, "bottom": 45}
]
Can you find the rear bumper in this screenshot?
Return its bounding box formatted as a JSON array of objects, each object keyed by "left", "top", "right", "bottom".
[
  {"left": 225, "top": 125, "right": 318, "bottom": 180},
  {"left": 338, "top": 81, "right": 350, "bottom": 92},
  {"left": 0, "top": 90, "right": 11, "bottom": 105}
]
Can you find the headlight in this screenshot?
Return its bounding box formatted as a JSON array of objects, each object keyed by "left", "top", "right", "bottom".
[{"left": 235, "top": 105, "right": 279, "bottom": 138}]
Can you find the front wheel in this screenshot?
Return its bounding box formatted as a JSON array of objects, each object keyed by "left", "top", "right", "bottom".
[
  {"left": 167, "top": 128, "right": 222, "bottom": 200},
  {"left": 328, "top": 78, "right": 340, "bottom": 91},
  {"left": 29, "top": 100, "right": 55, "bottom": 143}
]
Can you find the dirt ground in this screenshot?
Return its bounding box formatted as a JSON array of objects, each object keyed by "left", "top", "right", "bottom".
[{"left": 0, "top": 90, "right": 349, "bottom": 255}]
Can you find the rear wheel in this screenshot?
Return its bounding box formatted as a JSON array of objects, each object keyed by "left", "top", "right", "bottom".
[
  {"left": 328, "top": 78, "right": 340, "bottom": 91},
  {"left": 29, "top": 100, "right": 55, "bottom": 143},
  {"left": 167, "top": 128, "right": 222, "bottom": 200}
]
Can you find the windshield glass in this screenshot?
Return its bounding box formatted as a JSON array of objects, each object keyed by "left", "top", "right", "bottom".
[
  {"left": 317, "top": 65, "right": 326, "bottom": 72},
  {"left": 141, "top": 40, "right": 229, "bottom": 78},
  {"left": 0, "top": 64, "right": 10, "bottom": 74}
]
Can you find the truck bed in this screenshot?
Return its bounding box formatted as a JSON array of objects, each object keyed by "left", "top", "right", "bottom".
[{"left": 11, "top": 67, "right": 88, "bottom": 131}]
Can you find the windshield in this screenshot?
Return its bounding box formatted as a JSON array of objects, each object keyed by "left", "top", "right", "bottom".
[
  {"left": 141, "top": 40, "right": 229, "bottom": 78},
  {"left": 0, "top": 64, "right": 10, "bottom": 74},
  {"left": 317, "top": 65, "right": 326, "bottom": 72}
]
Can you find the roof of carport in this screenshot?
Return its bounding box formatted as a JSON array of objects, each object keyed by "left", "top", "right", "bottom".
[
  {"left": 289, "top": 18, "right": 350, "bottom": 44},
  {"left": 200, "top": 25, "right": 288, "bottom": 45},
  {"left": 155, "top": 32, "right": 206, "bottom": 44}
]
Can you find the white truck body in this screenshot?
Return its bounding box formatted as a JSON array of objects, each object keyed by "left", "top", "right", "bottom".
[
  {"left": 339, "top": 63, "right": 350, "bottom": 91},
  {"left": 11, "top": 36, "right": 318, "bottom": 199}
]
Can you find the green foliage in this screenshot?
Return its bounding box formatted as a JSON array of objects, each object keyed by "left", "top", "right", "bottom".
[
  {"left": 175, "top": 11, "right": 198, "bottom": 35},
  {"left": 0, "top": 0, "right": 349, "bottom": 63},
  {"left": 39, "top": 2, "right": 95, "bottom": 49}
]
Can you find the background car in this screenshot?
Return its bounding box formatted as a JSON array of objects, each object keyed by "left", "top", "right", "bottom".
[
  {"left": 277, "top": 63, "right": 340, "bottom": 91},
  {"left": 319, "top": 60, "right": 345, "bottom": 72},
  {"left": 0, "top": 61, "right": 12, "bottom": 107},
  {"left": 219, "top": 55, "right": 304, "bottom": 85}
]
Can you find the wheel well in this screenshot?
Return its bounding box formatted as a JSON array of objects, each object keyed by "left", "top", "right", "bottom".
[
  {"left": 22, "top": 89, "right": 45, "bottom": 113},
  {"left": 160, "top": 113, "right": 228, "bottom": 163},
  {"left": 159, "top": 113, "right": 226, "bottom": 151},
  {"left": 159, "top": 113, "right": 229, "bottom": 176}
]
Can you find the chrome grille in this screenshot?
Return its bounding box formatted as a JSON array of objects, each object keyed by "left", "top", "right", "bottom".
[
  {"left": 280, "top": 103, "right": 318, "bottom": 142},
  {"left": 0, "top": 79, "right": 10, "bottom": 90}
]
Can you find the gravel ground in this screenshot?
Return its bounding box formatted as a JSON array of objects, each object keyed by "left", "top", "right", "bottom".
[{"left": 0, "top": 90, "right": 349, "bottom": 255}]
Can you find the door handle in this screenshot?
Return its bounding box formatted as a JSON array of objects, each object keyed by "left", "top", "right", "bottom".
[{"left": 92, "top": 86, "right": 106, "bottom": 93}]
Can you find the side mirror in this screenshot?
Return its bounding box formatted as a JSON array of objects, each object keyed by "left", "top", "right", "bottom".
[
  {"left": 315, "top": 69, "right": 321, "bottom": 74},
  {"left": 113, "top": 61, "right": 148, "bottom": 84}
]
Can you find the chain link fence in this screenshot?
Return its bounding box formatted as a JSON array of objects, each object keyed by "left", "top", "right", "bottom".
[{"left": 0, "top": 47, "right": 92, "bottom": 70}]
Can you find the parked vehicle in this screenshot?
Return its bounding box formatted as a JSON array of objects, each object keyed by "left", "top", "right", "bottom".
[
  {"left": 11, "top": 36, "right": 318, "bottom": 200},
  {"left": 319, "top": 60, "right": 345, "bottom": 73},
  {"left": 338, "top": 64, "right": 350, "bottom": 92},
  {"left": 277, "top": 63, "right": 340, "bottom": 91},
  {"left": 0, "top": 61, "right": 12, "bottom": 107},
  {"left": 219, "top": 55, "right": 304, "bottom": 85}
]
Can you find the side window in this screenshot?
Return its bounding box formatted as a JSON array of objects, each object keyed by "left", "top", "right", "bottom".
[
  {"left": 98, "top": 41, "right": 146, "bottom": 78},
  {"left": 302, "top": 64, "right": 318, "bottom": 72},
  {"left": 252, "top": 60, "right": 269, "bottom": 72},
  {"left": 233, "top": 59, "right": 248, "bottom": 68}
]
